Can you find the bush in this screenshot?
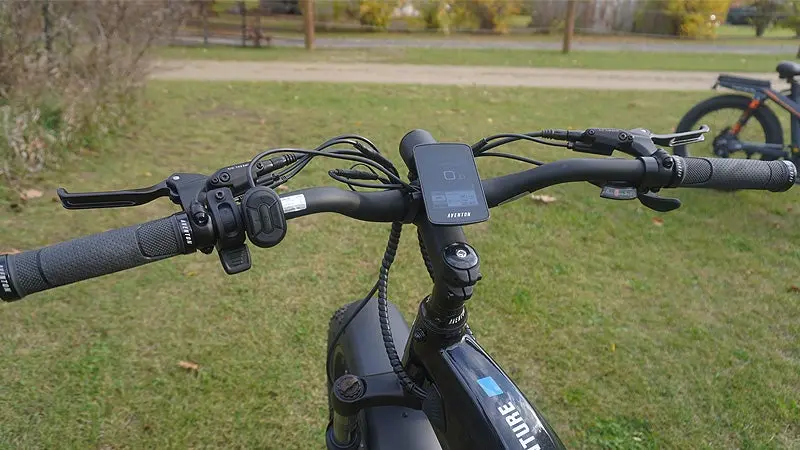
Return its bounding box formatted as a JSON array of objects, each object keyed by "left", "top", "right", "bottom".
[
  {"left": 0, "top": 0, "right": 185, "bottom": 191},
  {"left": 750, "top": 0, "right": 782, "bottom": 37},
  {"left": 421, "top": 0, "right": 451, "bottom": 32},
  {"left": 778, "top": 0, "right": 800, "bottom": 37},
  {"left": 448, "top": 0, "right": 522, "bottom": 33},
  {"left": 663, "top": 0, "right": 730, "bottom": 38},
  {"left": 355, "top": 0, "right": 397, "bottom": 30}
]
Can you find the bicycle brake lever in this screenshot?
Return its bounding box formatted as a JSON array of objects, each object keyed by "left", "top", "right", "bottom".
[
  {"left": 58, "top": 181, "right": 171, "bottom": 209},
  {"left": 647, "top": 125, "right": 710, "bottom": 148},
  {"left": 57, "top": 173, "right": 209, "bottom": 211}
]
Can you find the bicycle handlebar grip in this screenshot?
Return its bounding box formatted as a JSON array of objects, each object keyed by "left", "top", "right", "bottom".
[
  {"left": 674, "top": 157, "right": 796, "bottom": 191},
  {"left": 0, "top": 213, "right": 193, "bottom": 301}
]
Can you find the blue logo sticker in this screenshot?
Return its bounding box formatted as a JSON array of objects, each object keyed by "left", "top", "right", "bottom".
[{"left": 477, "top": 376, "right": 503, "bottom": 397}]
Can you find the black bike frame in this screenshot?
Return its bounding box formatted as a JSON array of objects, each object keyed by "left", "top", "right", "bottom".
[{"left": 717, "top": 75, "right": 800, "bottom": 161}]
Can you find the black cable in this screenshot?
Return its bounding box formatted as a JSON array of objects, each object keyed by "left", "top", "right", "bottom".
[
  {"left": 472, "top": 132, "right": 569, "bottom": 154},
  {"left": 475, "top": 152, "right": 544, "bottom": 166},
  {"left": 328, "top": 173, "right": 404, "bottom": 190},
  {"left": 326, "top": 282, "right": 379, "bottom": 386},
  {"left": 320, "top": 135, "right": 381, "bottom": 154},
  {"left": 378, "top": 222, "right": 427, "bottom": 400},
  {"left": 317, "top": 138, "right": 400, "bottom": 178},
  {"left": 417, "top": 227, "right": 435, "bottom": 281},
  {"left": 246, "top": 148, "right": 412, "bottom": 190}
]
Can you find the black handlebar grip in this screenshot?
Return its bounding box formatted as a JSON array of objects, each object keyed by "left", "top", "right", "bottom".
[
  {"left": 0, "top": 213, "right": 194, "bottom": 301},
  {"left": 399, "top": 129, "right": 437, "bottom": 173},
  {"left": 673, "top": 156, "right": 796, "bottom": 191}
]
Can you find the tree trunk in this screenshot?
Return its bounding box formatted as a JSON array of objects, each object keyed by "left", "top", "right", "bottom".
[
  {"left": 303, "top": 0, "right": 315, "bottom": 50},
  {"left": 563, "top": 0, "right": 577, "bottom": 54}
]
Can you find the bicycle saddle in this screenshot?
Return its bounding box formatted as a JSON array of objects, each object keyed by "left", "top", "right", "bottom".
[{"left": 776, "top": 61, "right": 800, "bottom": 80}]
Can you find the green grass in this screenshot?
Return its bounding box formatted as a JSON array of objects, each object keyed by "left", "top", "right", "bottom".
[
  {"left": 717, "top": 23, "right": 797, "bottom": 39},
  {"left": 156, "top": 45, "right": 794, "bottom": 72},
  {"left": 2, "top": 82, "right": 800, "bottom": 449}
]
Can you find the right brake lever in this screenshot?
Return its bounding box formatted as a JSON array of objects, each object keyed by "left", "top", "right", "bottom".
[{"left": 647, "top": 125, "right": 709, "bottom": 148}]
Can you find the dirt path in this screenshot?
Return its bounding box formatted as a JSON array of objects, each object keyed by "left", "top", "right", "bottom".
[{"left": 151, "top": 59, "right": 780, "bottom": 91}]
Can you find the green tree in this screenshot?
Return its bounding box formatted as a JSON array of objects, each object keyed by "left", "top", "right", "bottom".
[
  {"left": 750, "top": 0, "right": 781, "bottom": 37},
  {"left": 777, "top": 0, "right": 800, "bottom": 37}
]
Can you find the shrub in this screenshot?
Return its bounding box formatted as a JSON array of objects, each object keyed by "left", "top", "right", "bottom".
[
  {"left": 421, "top": 0, "right": 451, "bottom": 32},
  {"left": 455, "top": 0, "right": 522, "bottom": 33},
  {"left": 0, "top": 0, "right": 184, "bottom": 191},
  {"left": 778, "top": 0, "right": 800, "bottom": 37},
  {"left": 355, "top": 0, "right": 398, "bottom": 30},
  {"left": 750, "top": 0, "right": 782, "bottom": 37},
  {"left": 663, "top": 0, "right": 730, "bottom": 38}
]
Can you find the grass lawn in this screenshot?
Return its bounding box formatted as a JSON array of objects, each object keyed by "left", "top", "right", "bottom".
[
  {"left": 717, "top": 23, "right": 798, "bottom": 40},
  {"left": 156, "top": 45, "right": 794, "bottom": 73},
  {"left": 1, "top": 82, "right": 800, "bottom": 449}
]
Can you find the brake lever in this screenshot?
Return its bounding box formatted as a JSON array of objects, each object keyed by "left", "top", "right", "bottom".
[
  {"left": 57, "top": 173, "right": 209, "bottom": 212},
  {"left": 58, "top": 181, "right": 171, "bottom": 209},
  {"left": 645, "top": 125, "right": 709, "bottom": 148}
]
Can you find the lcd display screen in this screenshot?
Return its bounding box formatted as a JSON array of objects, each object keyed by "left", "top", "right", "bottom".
[{"left": 413, "top": 143, "right": 489, "bottom": 226}]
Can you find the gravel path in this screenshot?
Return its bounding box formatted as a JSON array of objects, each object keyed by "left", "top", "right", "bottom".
[{"left": 151, "top": 59, "right": 781, "bottom": 91}]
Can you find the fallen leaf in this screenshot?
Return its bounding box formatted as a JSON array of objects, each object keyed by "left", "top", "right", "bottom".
[
  {"left": 652, "top": 217, "right": 664, "bottom": 226},
  {"left": 530, "top": 194, "right": 557, "bottom": 204},
  {"left": 1, "top": 248, "right": 21, "bottom": 254},
  {"left": 178, "top": 360, "right": 200, "bottom": 372},
  {"left": 788, "top": 285, "right": 800, "bottom": 293},
  {"left": 20, "top": 189, "right": 43, "bottom": 200},
  {"left": 610, "top": 343, "right": 616, "bottom": 352},
  {"left": 276, "top": 185, "right": 290, "bottom": 192}
]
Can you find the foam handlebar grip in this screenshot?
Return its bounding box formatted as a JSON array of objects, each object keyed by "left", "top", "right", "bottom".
[
  {"left": 674, "top": 157, "right": 796, "bottom": 192},
  {"left": 0, "top": 214, "right": 191, "bottom": 301}
]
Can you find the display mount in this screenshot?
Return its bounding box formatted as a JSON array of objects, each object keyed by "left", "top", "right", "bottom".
[{"left": 413, "top": 143, "right": 489, "bottom": 226}]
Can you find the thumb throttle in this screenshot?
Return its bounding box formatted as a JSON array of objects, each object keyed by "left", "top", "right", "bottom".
[{"left": 242, "top": 187, "right": 287, "bottom": 248}]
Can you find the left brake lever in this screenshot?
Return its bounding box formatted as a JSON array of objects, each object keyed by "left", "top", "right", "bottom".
[
  {"left": 57, "top": 181, "right": 170, "bottom": 209},
  {"left": 57, "top": 173, "right": 209, "bottom": 211}
]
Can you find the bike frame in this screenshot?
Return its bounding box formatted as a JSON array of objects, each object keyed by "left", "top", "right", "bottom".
[
  {"left": 326, "top": 132, "right": 566, "bottom": 450},
  {"left": 716, "top": 75, "right": 800, "bottom": 161}
]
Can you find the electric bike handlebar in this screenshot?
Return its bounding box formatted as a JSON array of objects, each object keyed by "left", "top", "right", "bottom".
[{"left": 1, "top": 155, "right": 795, "bottom": 302}]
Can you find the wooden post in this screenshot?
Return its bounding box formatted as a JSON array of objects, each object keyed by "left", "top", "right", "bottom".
[
  {"left": 202, "top": 0, "right": 209, "bottom": 46},
  {"left": 562, "top": 0, "right": 576, "bottom": 54},
  {"left": 239, "top": 1, "right": 247, "bottom": 47},
  {"left": 254, "top": 12, "right": 262, "bottom": 48},
  {"left": 303, "top": 0, "right": 315, "bottom": 50}
]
